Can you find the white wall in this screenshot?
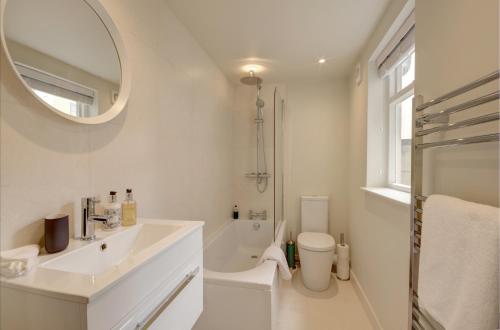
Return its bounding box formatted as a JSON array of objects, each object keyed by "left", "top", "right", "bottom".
[
  {"left": 348, "top": 1, "right": 412, "bottom": 329},
  {"left": 232, "top": 79, "right": 350, "bottom": 245},
  {"left": 232, "top": 84, "right": 279, "bottom": 221},
  {"left": 285, "top": 79, "right": 350, "bottom": 244},
  {"left": 415, "top": 0, "right": 499, "bottom": 206},
  {"left": 0, "top": 0, "right": 234, "bottom": 249},
  {"left": 349, "top": 1, "right": 499, "bottom": 329}
]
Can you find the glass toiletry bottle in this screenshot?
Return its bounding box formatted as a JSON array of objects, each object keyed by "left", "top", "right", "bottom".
[
  {"left": 232, "top": 205, "right": 239, "bottom": 220},
  {"left": 122, "top": 188, "right": 137, "bottom": 226},
  {"left": 103, "top": 191, "right": 121, "bottom": 229}
]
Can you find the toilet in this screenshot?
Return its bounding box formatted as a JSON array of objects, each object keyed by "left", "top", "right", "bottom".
[{"left": 298, "top": 196, "right": 335, "bottom": 291}]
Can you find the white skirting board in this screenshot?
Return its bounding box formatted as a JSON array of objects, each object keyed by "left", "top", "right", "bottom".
[{"left": 350, "top": 270, "right": 384, "bottom": 330}]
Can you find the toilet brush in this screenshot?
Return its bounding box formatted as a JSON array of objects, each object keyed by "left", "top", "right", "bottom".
[{"left": 286, "top": 232, "right": 296, "bottom": 269}]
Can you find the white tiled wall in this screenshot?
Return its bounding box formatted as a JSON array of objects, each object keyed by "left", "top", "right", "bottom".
[
  {"left": 231, "top": 84, "right": 278, "bottom": 221},
  {"left": 284, "top": 80, "right": 350, "bottom": 243},
  {"left": 415, "top": 0, "right": 499, "bottom": 206},
  {"left": 348, "top": 1, "right": 413, "bottom": 329},
  {"left": 0, "top": 0, "right": 234, "bottom": 249},
  {"left": 348, "top": 0, "right": 499, "bottom": 329}
]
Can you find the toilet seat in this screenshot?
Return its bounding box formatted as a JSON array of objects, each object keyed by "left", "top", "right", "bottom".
[{"left": 298, "top": 232, "right": 335, "bottom": 252}]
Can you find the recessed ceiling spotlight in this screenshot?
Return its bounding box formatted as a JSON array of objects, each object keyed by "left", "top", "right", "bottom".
[{"left": 318, "top": 58, "right": 326, "bottom": 64}]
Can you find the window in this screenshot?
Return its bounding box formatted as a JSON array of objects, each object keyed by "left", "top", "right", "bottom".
[
  {"left": 14, "top": 62, "right": 98, "bottom": 117},
  {"left": 387, "top": 51, "right": 414, "bottom": 191},
  {"left": 32, "top": 89, "right": 92, "bottom": 117},
  {"left": 365, "top": 9, "right": 414, "bottom": 198}
]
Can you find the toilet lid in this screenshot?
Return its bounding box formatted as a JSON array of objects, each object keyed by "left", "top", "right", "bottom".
[{"left": 298, "top": 232, "right": 335, "bottom": 252}]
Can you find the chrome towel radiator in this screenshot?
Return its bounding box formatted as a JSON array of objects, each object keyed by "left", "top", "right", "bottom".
[{"left": 409, "top": 70, "right": 500, "bottom": 330}]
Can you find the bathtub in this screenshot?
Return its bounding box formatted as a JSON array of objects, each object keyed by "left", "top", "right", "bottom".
[{"left": 193, "top": 219, "right": 286, "bottom": 330}]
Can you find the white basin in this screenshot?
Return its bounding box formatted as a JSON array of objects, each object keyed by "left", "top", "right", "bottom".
[
  {"left": 1, "top": 218, "right": 204, "bottom": 330},
  {"left": 39, "top": 223, "right": 181, "bottom": 275}
]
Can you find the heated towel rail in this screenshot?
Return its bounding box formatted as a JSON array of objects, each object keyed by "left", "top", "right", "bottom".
[{"left": 409, "top": 70, "right": 500, "bottom": 330}]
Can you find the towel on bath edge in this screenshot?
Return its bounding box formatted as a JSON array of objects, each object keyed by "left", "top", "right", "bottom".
[
  {"left": 258, "top": 244, "right": 292, "bottom": 280},
  {"left": 418, "top": 195, "right": 499, "bottom": 330}
]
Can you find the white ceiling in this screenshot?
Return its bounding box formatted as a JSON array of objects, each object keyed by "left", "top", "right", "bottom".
[
  {"left": 4, "top": 0, "right": 121, "bottom": 83},
  {"left": 165, "top": 0, "right": 390, "bottom": 83}
]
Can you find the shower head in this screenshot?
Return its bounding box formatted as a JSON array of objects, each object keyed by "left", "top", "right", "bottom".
[{"left": 240, "top": 71, "right": 263, "bottom": 86}]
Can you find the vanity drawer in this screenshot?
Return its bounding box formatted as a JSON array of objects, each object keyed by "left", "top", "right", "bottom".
[
  {"left": 113, "top": 252, "right": 203, "bottom": 330},
  {"left": 87, "top": 228, "right": 203, "bottom": 329}
]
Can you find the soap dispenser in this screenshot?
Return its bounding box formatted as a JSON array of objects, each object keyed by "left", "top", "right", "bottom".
[
  {"left": 103, "top": 191, "right": 121, "bottom": 229},
  {"left": 122, "top": 188, "right": 137, "bottom": 226},
  {"left": 232, "top": 205, "right": 239, "bottom": 220}
]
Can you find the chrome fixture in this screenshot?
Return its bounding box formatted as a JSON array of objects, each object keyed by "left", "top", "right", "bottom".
[
  {"left": 80, "top": 197, "right": 112, "bottom": 241},
  {"left": 409, "top": 70, "right": 499, "bottom": 330},
  {"left": 240, "top": 71, "right": 269, "bottom": 193},
  {"left": 245, "top": 172, "right": 271, "bottom": 179},
  {"left": 249, "top": 210, "right": 267, "bottom": 220},
  {"left": 240, "top": 70, "right": 263, "bottom": 86}
]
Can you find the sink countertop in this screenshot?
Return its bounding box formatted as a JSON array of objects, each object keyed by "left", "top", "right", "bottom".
[{"left": 0, "top": 218, "right": 204, "bottom": 304}]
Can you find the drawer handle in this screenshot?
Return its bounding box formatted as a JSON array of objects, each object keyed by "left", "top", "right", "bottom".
[{"left": 136, "top": 266, "right": 200, "bottom": 329}]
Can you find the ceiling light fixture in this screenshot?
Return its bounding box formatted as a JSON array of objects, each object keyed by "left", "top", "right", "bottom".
[
  {"left": 318, "top": 58, "right": 326, "bottom": 64},
  {"left": 241, "top": 64, "right": 265, "bottom": 73}
]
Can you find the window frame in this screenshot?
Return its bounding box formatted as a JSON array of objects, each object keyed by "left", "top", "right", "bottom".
[{"left": 386, "top": 51, "right": 415, "bottom": 193}]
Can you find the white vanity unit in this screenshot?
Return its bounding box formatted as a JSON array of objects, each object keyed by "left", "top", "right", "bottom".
[{"left": 0, "top": 219, "right": 204, "bottom": 330}]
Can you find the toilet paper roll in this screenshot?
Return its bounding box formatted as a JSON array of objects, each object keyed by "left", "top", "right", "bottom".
[{"left": 336, "top": 243, "right": 350, "bottom": 281}]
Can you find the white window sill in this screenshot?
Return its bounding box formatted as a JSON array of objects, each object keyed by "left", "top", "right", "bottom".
[{"left": 361, "top": 187, "right": 410, "bottom": 206}]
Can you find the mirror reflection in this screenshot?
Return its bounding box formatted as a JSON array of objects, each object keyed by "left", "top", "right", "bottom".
[{"left": 3, "top": 0, "right": 121, "bottom": 118}]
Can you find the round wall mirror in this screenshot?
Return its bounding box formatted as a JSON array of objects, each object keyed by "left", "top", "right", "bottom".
[{"left": 0, "top": 0, "right": 130, "bottom": 124}]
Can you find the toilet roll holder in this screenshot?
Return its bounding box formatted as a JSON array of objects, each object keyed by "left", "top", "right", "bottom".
[{"left": 336, "top": 233, "right": 350, "bottom": 281}]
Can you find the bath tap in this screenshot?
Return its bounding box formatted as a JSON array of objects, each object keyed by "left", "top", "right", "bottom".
[
  {"left": 80, "top": 197, "right": 112, "bottom": 241},
  {"left": 249, "top": 210, "right": 267, "bottom": 220}
]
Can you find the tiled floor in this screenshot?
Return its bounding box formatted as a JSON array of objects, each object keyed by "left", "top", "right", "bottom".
[{"left": 275, "top": 269, "right": 374, "bottom": 330}]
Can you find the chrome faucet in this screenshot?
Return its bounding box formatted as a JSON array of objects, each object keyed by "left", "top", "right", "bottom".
[
  {"left": 249, "top": 210, "right": 267, "bottom": 220},
  {"left": 80, "top": 197, "right": 112, "bottom": 241}
]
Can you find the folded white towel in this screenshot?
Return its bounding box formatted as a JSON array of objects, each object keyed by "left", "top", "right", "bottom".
[
  {"left": 0, "top": 244, "right": 40, "bottom": 278},
  {"left": 419, "top": 195, "right": 499, "bottom": 330},
  {"left": 258, "top": 245, "right": 292, "bottom": 280}
]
